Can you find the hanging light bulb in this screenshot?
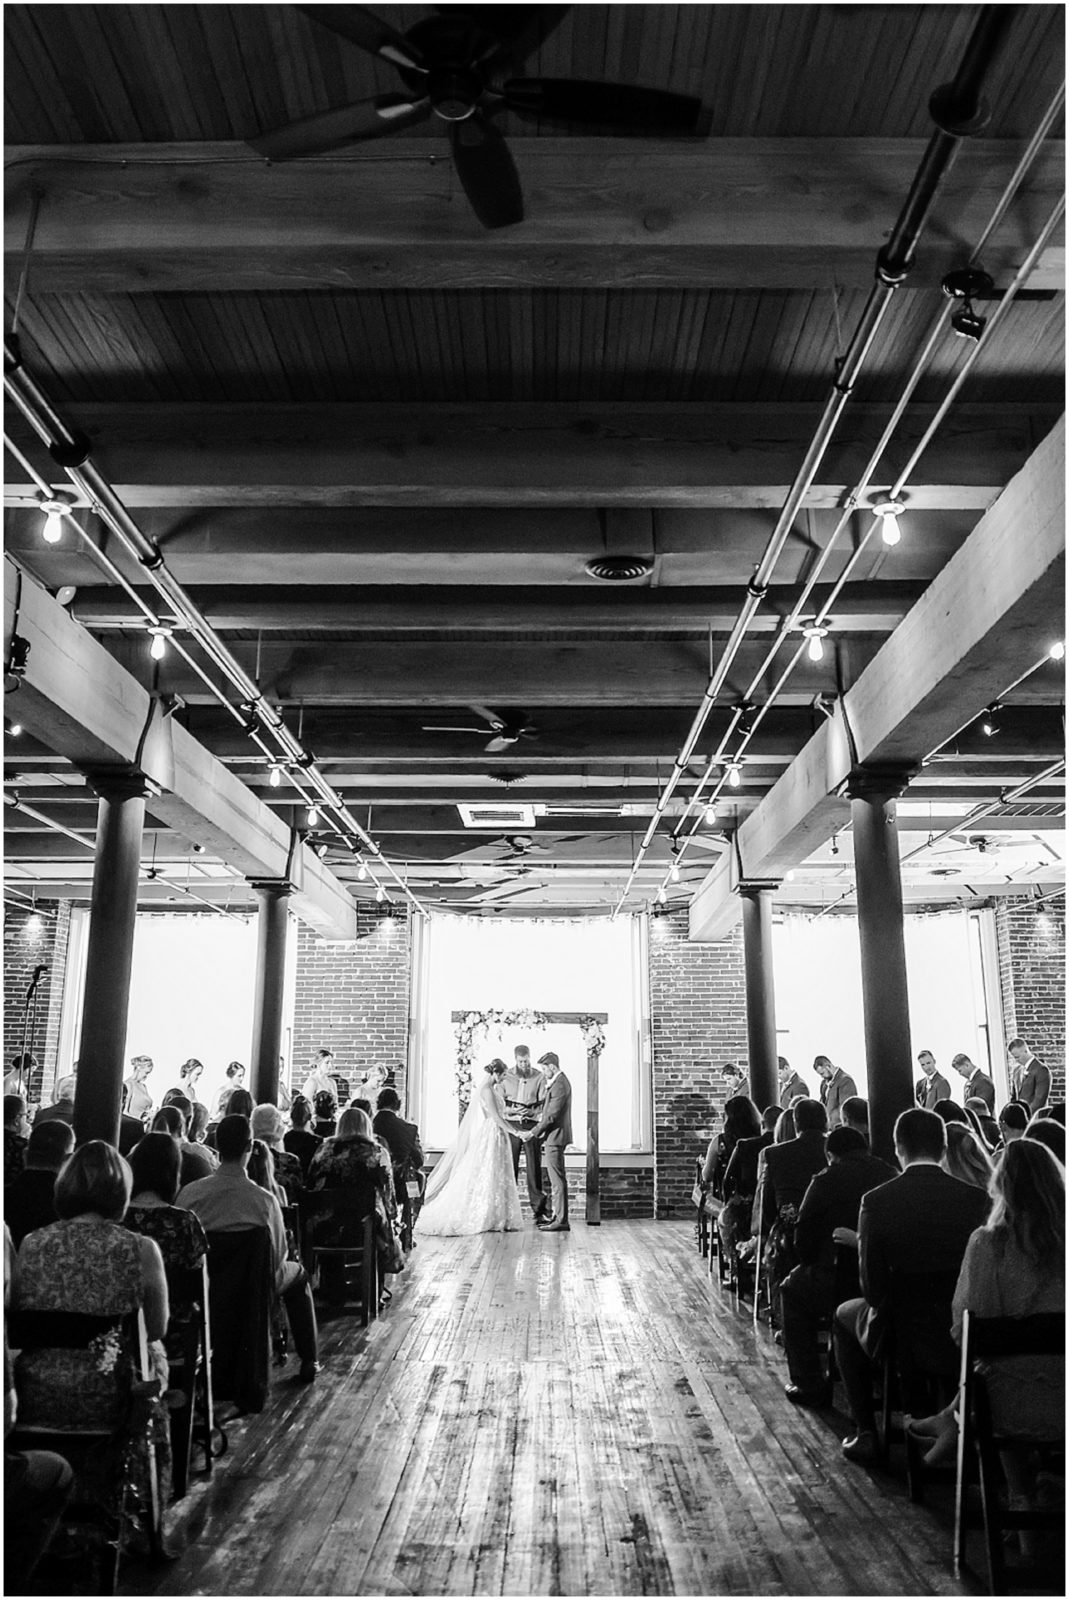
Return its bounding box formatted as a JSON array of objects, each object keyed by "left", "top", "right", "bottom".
[
  {"left": 704, "top": 804, "right": 718, "bottom": 825},
  {"left": 356, "top": 858, "right": 368, "bottom": 880},
  {"left": 1050, "top": 641, "right": 1066, "bottom": 661},
  {"left": 656, "top": 884, "right": 666, "bottom": 904},
  {"left": 37, "top": 493, "right": 71, "bottom": 545},
  {"left": 670, "top": 858, "right": 680, "bottom": 881},
  {"left": 375, "top": 883, "right": 385, "bottom": 903},
  {"left": 785, "top": 869, "right": 796, "bottom": 882},
  {"left": 873, "top": 498, "right": 905, "bottom": 547},
  {"left": 726, "top": 761, "right": 742, "bottom": 789},
  {"left": 980, "top": 704, "right": 1000, "bottom": 738},
  {"left": 307, "top": 804, "right": 319, "bottom": 827},
  {"left": 802, "top": 623, "right": 828, "bottom": 663},
  {"left": 269, "top": 764, "right": 282, "bottom": 788},
  {"left": 8, "top": 722, "right": 22, "bottom": 738},
  {"left": 147, "top": 626, "right": 172, "bottom": 661}
]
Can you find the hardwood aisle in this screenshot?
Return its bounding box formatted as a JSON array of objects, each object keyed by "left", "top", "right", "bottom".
[{"left": 131, "top": 1222, "right": 966, "bottom": 1597}]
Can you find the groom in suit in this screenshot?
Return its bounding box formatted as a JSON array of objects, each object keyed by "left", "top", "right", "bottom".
[{"left": 527, "top": 1052, "right": 572, "bottom": 1232}]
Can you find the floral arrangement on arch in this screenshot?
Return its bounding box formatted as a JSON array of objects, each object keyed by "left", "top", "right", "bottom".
[
  {"left": 578, "top": 1016, "right": 606, "bottom": 1056},
  {"left": 454, "top": 1007, "right": 548, "bottom": 1105}
]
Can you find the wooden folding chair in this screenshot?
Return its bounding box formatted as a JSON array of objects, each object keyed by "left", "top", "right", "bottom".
[
  {"left": 876, "top": 1267, "right": 960, "bottom": 1488},
  {"left": 9, "top": 1306, "right": 164, "bottom": 1593},
  {"left": 692, "top": 1158, "right": 711, "bottom": 1258},
  {"left": 299, "top": 1188, "right": 379, "bottom": 1326},
  {"left": 954, "top": 1309, "right": 1065, "bottom": 1594},
  {"left": 165, "top": 1257, "right": 221, "bottom": 1497}
]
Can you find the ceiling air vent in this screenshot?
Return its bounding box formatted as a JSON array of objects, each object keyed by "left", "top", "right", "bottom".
[
  {"left": 584, "top": 555, "right": 654, "bottom": 581},
  {"left": 458, "top": 803, "right": 538, "bottom": 829}
]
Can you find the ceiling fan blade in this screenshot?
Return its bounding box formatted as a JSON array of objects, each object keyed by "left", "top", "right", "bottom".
[
  {"left": 449, "top": 114, "right": 524, "bottom": 230},
  {"left": 485, "top": 734, "right": 520, "bottom": 753},
  {"left": 250, "top": 93, "right": 430, "bottom": 159},
  {"left": 468, "top": 703, "right": 506, "bottom": 729},
  {"left": 503, "top": 78, "right": 702, "bottom": 131},
  {"left": 421, "top": 725, "right": 490, "bottom": 734},
  {"left": 297, "top": 5, "right": 427, "bottom": 73}
]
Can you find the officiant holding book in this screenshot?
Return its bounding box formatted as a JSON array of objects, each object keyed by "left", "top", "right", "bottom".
[{"left": 502, "top": 1045, "right": 549, "bottom": 1222}]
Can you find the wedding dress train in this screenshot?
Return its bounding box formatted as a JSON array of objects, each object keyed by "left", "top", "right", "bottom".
[{"left": 417, "top": 1082, "right": 523, "bottom": 1237}]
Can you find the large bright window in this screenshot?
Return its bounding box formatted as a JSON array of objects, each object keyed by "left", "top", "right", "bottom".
[
  {"left": 410, "top": 914, "right": 651, "bottom": 1151},
  {"left": 772, "top": 907, "right": 997, "bottom": 1101}
]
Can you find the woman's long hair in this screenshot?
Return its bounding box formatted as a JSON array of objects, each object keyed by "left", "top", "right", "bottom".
[
  {"left": 987, "top": 1138, "right": 1065, "bottom": 1267},
  {"left": 722, "top": 1094, "right": 761, "bottom": 1152},
  {"left": 336, "top": 1106, "right": 375, "bottom": 1142},
  {"left": 943, "top": 1123, "right": 994, "bottom": 1190}
]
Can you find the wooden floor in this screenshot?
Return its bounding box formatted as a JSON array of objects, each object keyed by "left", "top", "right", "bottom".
[{"left": 127, "top": 1221, "right": 972, "bottom": 1598}]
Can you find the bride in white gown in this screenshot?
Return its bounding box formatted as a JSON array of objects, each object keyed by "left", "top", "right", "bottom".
[{"left": 417, "top": 1059, "right": 523, "bottom": 1236}]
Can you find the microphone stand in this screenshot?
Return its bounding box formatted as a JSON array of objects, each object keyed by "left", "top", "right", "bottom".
[{"left": 18, "top": 965, "right": 47, "bottom": 1099}]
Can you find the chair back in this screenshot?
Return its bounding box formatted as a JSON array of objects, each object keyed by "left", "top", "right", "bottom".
[
  {"left": 204, "top": 1226, "right": 272, "bottom": 1414},
  {"left": 299, "top": 1176, "right": 378, "bottom": 1253},
  {"left": 888, "top": 1266, "right": 961, "bottom": 1376},
  {"left": 964, "top": 1309, "right": 1065, "bottom": 1362}
]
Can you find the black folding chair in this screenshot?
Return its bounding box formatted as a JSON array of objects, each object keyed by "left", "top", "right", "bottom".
[
  {"left": 299, "top": 1187, "right": 379, "bottom": 1326},
  {"left": 877, "top": 1267, "right": 960, "bottom": 1494},
  {"left": 165, "top": 1257, "right": 222, "bottom": 1496},
  {"left": 954, "top": 1309, "right": 1065, "bottom": 1594}
]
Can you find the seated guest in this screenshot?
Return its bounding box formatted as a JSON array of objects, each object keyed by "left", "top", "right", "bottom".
[
  {"left": 909, "top": 1138, "right": 1064, "bottom": 1542},
  {"left": 12, "top": 1142, "right": 171, "bottom": 1510},
  {"left": 1043, "top": 1101, "right": 1066, "bottom": 1126},
  {"left": 160, "top": 1091, "right": 216, "bottom": 1182},
  {"left": 4, "top": 1225, "right": 75, "bottom": 1593},
  {"left": 124, "top": 1133, "right": 208, "bottom": 1282},
  {"left": 835, "top": 1108, "right": 990, "bottom": 1463},
  {"left": 284, "top": 1096, "right": 322, "bottom": 1177},
  {"left": 312, "top": 1089, "right": 337, "bottom": 1139},
  {"left": 4, "top": 1095, "right": 29, "bottom": 1181},
  {"left": 781, "top": 1126, "right": 896, "bottom": 1406},
  {"left": 841, "top": 1096, "right": 870, "bottom": 1145},
  {"left": 4, "top": 1121, "right": 74, "bottom": 1247},
  {"left": 247, "top": 1139, "right": 287, "bottom": 1206},
  {"left": 307, "top": 1106, "right": 401, "bottom": 1288},
  {"left": 943, "top": 1123, "right": 994, "bottom": 1190},
  {"left": 373, "top": 1089, "right": 424, "bottom": 1186},
  {"left": 933, "top": 1099, "right": 969, "bottom": 1128},
  {"left": 1024, "top": 1116, "right": 1065, "bottom": 1165},
  {"left": 251, "top": 1105, "right": 304, "bottom": 1203},
  {"left": 755, "top": 1098, "right": 830, "bottom": 1319},
  {"left": 177, "top": 1115, "right": 319, "bottom": 1382},
  {"left": 702, "top": 1094, "right": 760, "bottom": 1199},
  {"left": 212, "top": 1062, "right": 246, "bottom": 1121},
  {"left": 32, "top": 1075, "right": 75, "bottom": 1128},
  {"left": 188, "top": 1101, "right": 212, "bottom": 1148},
  {"left": 962, "top": 1098, "right": 999, "bottom": 1151},
  {"left": 951, "top": 1051, "right": 996, "bottom": 1113},
  {"left": 717, "top": 1098, "right": 771, "bottom": 1258},
  {"left": 995, "top": 1102, "right": 1030, "bottom": 1151},
  {"left": 205, "top": 1087, "right": 255, "bottom": 1151}
]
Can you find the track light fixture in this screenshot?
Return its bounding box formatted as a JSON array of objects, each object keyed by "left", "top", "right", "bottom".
[
  {"left": 37, "top": 491, "right": 72, "bottom": 545},
  {"left": 872, "top": 499, "right": 905, "bottom": 547},
  {"left": 147, "top": 625, "right": 172, "bottom": 661},
  {"left": 801, "top": 622, "right": 829, "bottom": 663},
  {"left": 980, "top": 704, "right": 1000, "bottom": 737},
  {"left": 7, "top": 721, "right": 22, "bottom": 738},
  {"left": 942, "top": 266, "right": 993, "bottom": 343}
]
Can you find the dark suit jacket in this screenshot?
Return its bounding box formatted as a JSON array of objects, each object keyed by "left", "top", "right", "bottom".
[
  {"left": 821, "top": 1069, "right": 857, "bottom": 1128},
  {"left": 4, "top": 1167, "right": 60, "bottom": 1246},
  {"left": 965, "top": 1069, "right": 995, "bottom": 1113},
  {"left": 722, "top": 1131, "right": 773, "bottom": 1199},
  {"left": 858, "top": 1164, "right": 989, "bottom": 1352},
  {"left": 1013, "top": 1057, "right": 1051, "bottom": 1115},
  {"left": 780, "top": 1073, "right": 809, "bottom": 1109},
  {"left": 32, "top": 1098, "right": 74, "bottom": 1127},
  {"left": 373, "top": 1109, "right": 424, "bottom": 1172},
  {"left": 794, "top": 1149, "right": 896, "bottom": 1275},
  {"left": 530, "top": 1073, "right": 572, "bottom": 1148},
  {"left": 917, "top": 1071, "right": 951, "bottom": 1109},
  {"left": 760, "top": 1130, "right": 828, "bottom": 1226}
]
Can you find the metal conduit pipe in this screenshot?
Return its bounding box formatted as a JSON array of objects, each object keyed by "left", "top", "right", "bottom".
[
  {"left": 649, "top": 163, "right": 1065, "bottom": 905},
  {"left": 611, "top": 5, "right": 1017, "bottom": 918},
  {"left": 4, "top": 344, "right": 425, "bottom": 917}
]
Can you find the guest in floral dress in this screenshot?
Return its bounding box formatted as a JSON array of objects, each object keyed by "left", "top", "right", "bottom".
[
  {"left": 124, "top": 1133, "right": 208, "bottom": 1293},
  {"left": 307, "top": 1107, "right": 401, "bottom": 1286},
  {"left": 12, "top": 1141, "right": 171, "bottom": 1521}
]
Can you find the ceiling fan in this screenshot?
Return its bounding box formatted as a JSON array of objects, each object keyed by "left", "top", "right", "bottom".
[
  {"left": 422, "top": 705, "right": 539, "bottom": 752},
  {"left": 946, "top": 832, "right": 1039, "bottom": 855},
  {"left": 249, "top": 5, "right": 703, "bottom": 228}
]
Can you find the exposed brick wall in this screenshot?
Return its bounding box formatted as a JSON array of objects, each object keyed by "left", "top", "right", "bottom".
[
  {"left": 994, "top": 895, "right": 1066, "bottom": 1101},
  {"left": 292, "top": 905, "right": 412, "bottom": 1102},
  {"left": 648, "top": 908, "right": 748, "bottom": 1218},
  {"left": 3, "top": 901, "right": 72, "bottom": 1103}
]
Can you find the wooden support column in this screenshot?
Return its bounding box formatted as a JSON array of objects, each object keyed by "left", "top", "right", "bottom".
[
  {"left": 249, "top": 880, "right": 293, "bottom": 1106},
  {"left": 739, "top": 883, "right": 781, "bottom": 1114},
  {"left": 74, "top": 769, "right": 148, "bottom": 1147},
  {"left": 848, "top": 766, "right": 917, "bottom": 1163}
]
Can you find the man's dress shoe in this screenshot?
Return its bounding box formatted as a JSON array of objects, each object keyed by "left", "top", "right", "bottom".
[
  {"left": 541, "top": 1220, "right": 570, "bottom": 1232},
  {"left": 783, "top": 1382, "right": 832, "bottom": 1408}
]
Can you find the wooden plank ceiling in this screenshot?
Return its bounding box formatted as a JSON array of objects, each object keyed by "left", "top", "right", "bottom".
[{"left": 4, "top": 3, "right": 1066, "bottom": 917}]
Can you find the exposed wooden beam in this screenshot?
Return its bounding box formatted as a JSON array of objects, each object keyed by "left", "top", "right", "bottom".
[
  {"left": 5, "top": 403, "right": 1056, "bottom": 511},
  {"left": 5, "top": 140, "right": 1063, "bottom": 293},
  {"left": 690, "top": 416, "right": 1067, "bottom": 940},
  {"left": 2, "top": 558, "right": 356, "bottom": 939}
]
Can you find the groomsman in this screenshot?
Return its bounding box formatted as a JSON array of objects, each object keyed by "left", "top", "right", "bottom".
[
  {"left": 814, "top": 1056, "right": 857, "bottom": 1129},
  {"left": 529, "top": 1053, "right": 572, "bottom": 1232},
  {"left": 779, "top": 1056, "right": 809, "bottom": 1109},
  {"left": 950, "top": 1052, "right": 995, "bottom": 1113},
  {"left": 1007, "top": 1037, "right": 1051, "bottom": 1115},
  {"left": 914, "top": 1050, "right": 951, "bottom": 1109}
]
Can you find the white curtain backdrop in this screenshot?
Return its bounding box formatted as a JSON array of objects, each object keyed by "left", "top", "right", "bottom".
[
  {"left": 772, "top": 909, "right": 993, "bottom": 1102},
  {"left": 415, "top": 914, "right": 649, "bottom": 1149}
]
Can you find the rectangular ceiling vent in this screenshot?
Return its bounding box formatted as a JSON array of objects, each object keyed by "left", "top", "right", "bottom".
[
  {"left": 987, "top": 801, "right": 1066, "bottom": 820},
  {"left": 458, "top": 803, "right": 538, "bottom": 830},
  {"left": 541, "top": 804, "right": 624, "bottom": 817}
]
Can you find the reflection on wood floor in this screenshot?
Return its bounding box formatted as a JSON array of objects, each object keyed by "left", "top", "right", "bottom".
[{"left": 127, "top": 1220, "right": 968, "bottom": 1597}]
